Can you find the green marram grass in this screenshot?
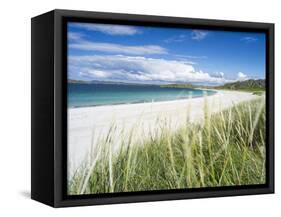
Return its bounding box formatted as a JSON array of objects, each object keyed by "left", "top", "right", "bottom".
[{"left": 68, "top": 97, "right": 266, "bottom": 195}]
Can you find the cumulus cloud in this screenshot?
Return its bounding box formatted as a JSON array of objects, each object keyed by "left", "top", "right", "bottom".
[
  {"left": 191, "top": 30, "right": 208, "bottom": 40},
  {"left": 69, "top": 55, "right": 228, "bottom": 84},
  {"left": 237, "top": 72, "right": 248, "bottom": 80},
  {"left": 211, "top": 72, "right": 225, "bottom": 78},
  {"left": 69, "top": 23, "right": 139, "bottom": 35}
]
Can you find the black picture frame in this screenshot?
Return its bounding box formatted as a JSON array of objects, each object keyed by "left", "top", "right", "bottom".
[{"left": 31, "top": 9, "right": 274, "bottom": 207}]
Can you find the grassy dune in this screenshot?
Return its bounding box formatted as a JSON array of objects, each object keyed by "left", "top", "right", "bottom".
[{"left": 68, "top": 96, "right": 266, "bottom": 195}]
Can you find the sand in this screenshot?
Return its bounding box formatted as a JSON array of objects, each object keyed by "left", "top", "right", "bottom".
[{"left": 67, "top": 90, "right": 260, "bottom": 176}]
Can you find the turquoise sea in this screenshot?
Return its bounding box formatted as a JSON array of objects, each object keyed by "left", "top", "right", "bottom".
[{"left": 68, "top": 83, "right": 216, "bottom": 108}]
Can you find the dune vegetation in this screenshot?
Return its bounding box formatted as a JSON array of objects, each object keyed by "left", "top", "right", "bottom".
[{"left": 68, "top": 96, "right": 266, "bottom": 195}]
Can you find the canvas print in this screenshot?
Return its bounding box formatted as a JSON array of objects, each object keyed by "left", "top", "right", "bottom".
[{"left": 67, "top": 22, "right": 266, "bottom": 195}]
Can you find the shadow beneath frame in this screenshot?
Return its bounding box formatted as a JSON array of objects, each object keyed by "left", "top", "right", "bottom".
[{"left": 19, "top": 190, "right": 31, "bottom": 199}]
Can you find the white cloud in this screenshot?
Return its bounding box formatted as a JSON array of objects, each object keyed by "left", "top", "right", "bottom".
[
  {"left": 174, "top": 54, "right": 207, "bottom": 59},
  {"left": 82, "top": 70, "right": 109, "bottom": 78},
  {"left": 70, "top": 23, "right": 139, "bottom": 35},
  {"left": 164, "top": 34, "right": 187, "bottom": 43},
  {"left": 69, "top": 55, "right": 228, "bottom": 84},
  {"left": 68, "top": 32, "right": 83, "bottom": 40},
  {"left": 69, "top": 41, "right": 167, "bottom": 55},
  {"left": 241, "top": 36, "right": 257, "bottom": 43},
  {"left": 237, "top": 72, "right": 247, "bottom": 80},
  {"left": 212, "top": 72, "right": 224, "bottom": 78},
  {"left": 68, "top": 29, "right": 166, "bottom": 55},
  {"left": 191, "top": 30, "right": 208, "bottom": 40}
]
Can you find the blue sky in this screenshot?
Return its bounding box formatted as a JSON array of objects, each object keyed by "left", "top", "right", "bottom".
[{"left": 68, "top": 22, "right": 266, "bottom": 85}]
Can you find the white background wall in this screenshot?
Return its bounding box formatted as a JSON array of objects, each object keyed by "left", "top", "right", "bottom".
[{"left": 0, "top": 0, "right": 279, "bottom": 216}]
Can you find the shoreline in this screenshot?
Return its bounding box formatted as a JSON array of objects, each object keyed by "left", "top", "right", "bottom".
[
  {"left": 67, "top": 90, "right": 260, "bottom": 178},
  {"left": 68, "top": 90, "right": 217, "bottom": 109},
  {"left": 68, "top": 88, "right": 217, "bottom": 109}
]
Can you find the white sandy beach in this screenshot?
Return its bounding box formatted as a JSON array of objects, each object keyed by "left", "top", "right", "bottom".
[{"left": 67, "top": 90, "right": 260, "bottom": 177}]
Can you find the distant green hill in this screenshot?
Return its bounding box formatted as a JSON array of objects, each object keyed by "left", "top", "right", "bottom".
[
  {"left": 161, "top": 79, "right": 265, "bottom": 92},
  {"left": 69, "top": 79, "right": 265, "bottom": 93},
  {"left": 68, "top": 79, "right": 152, "bottom": 86},
  {"left": 214, "top": 79, "right": 265, "bottom": 91},
  {"left": 68, "top": 79, "right": 88, "bottom": 84}
]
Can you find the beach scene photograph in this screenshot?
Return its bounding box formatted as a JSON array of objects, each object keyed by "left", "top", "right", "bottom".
[{"left": 67, "top": 22, "right": 266, "bottom": 195}]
